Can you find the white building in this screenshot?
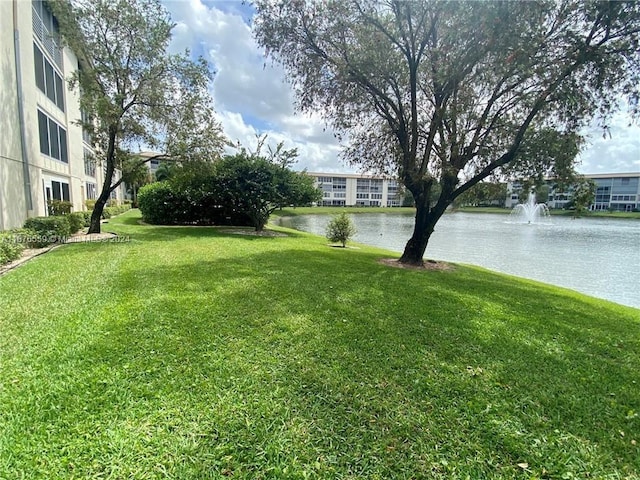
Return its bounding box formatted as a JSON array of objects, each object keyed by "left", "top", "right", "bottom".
[
  {"left": 506, "top": 173, "right": 640, "bottom": 211},
  {"left": 307, "top": 172, "right": 404, "bottom": 207},
  {"left": 0, "top": 0, "right": 122, "bottom": 230}
]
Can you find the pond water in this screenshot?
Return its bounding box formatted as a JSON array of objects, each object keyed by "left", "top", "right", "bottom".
[{"left": 279, "top": 212, "right": 640, "bottom": 309}]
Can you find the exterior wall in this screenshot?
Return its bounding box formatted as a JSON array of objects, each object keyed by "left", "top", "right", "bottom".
[
  {"left": 590, "top": 174, "right": 640, "bottom": 212},
  {"left": 506, "top": 173, "right": 640, "bottom": 211},
  {"left": 308, "top": 172, "right": 403, "bottom": 207},
  {"left": 0, "top": 0, "right": 29, "bottom": 230},
  {"left": 0, "top": 0, "right": 121, "bottom": 231}
]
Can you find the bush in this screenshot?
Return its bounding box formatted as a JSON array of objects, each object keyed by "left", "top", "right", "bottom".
[
  {"left": 47, "top": 200, "right": 72, "bottom": 216},
  {"left": 23, "top": 216, "right": 71, "bottom": 246},
  {"left": 80, "top": 211, "right": 93, "bottom": 227},
  {"left": 102, "top": 203, "right": 131, "bottom": 219},
  {"left": 85, "top": 199, "right": 96, "bottom": 210},
  {"left": 0, "top": 231, "right": 26, "bottom": 265},
  {"left": 8, "top": 228, "right": 40, "bottom": 248},
  {"left": 326, "top": 212, "right": 356, "bottom": 247},
  {"left": 67, "top": 212, "right": 85, "bottom": 233},
  {"left": 138, "top": 182, "right": 181, "bottom": 224}
]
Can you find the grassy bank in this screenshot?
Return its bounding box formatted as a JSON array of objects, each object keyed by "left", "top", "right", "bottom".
[
  {"left": 1, "top": 210, "right": 638, "bottom": 479},
  {"left": 273, "top": 206, "right": 416, "bottom": 217},
  {"left": 276, "top": 206, "right": 640, "bottom": 219}
]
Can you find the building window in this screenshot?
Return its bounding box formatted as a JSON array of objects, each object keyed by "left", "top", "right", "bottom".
[
  {"left": 80, "top": 108, "right": 93, "bottom": 145},
  {"left": 84, "top": 149, "right": 96, "bottom": 177},
  {"left": 34, "top": 44, "right": 65, "bottom": 111},
  {"left": 51, "top": 180, "right": 70, "bottom": 201},
  {"left": 86, "top": 182, "right": 96, "bottom": 200},
  {"left": 32, "top": 0, "right": 63, "bottom": 69},
  {"left": 38, "top": 109, "right": 68, "bottom": 163}
]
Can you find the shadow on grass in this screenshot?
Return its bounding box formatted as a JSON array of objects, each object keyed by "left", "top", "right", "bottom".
[
  {"left": 104, "top": 210, "right": 309, "bottom": 244},
  {"left": 29, "top": 245, "right": 639, "bottom": 477}
]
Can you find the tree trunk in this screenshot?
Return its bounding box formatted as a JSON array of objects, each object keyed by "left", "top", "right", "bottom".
[
  {"left": 88, "top": 128, "right": 118, "bottom": 234},
  {"left": 88, "top": 196, "right": 107, "bottom": 234},
  {"left": 398, "top": 194, "right": 445, "bottom": 266}
]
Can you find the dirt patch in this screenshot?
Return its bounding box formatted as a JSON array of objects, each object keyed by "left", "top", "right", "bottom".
[{"left": 378, "top": 258, "right": 454, "bottom": 271}]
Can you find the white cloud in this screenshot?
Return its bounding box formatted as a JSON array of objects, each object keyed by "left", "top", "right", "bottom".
[
  {"left": 163, "top": 0, "right": 640, "bottom": 177},
  {"left": 578, "top": 112, "right": 640, "bottom": 174},
  {"left": 163, "top": 0, "right": 351, "bottom": 173}
]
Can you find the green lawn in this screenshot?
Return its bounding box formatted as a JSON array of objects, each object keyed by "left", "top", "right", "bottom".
[{"left": 1, "top": 210, "right": 638, "bottom": 479}]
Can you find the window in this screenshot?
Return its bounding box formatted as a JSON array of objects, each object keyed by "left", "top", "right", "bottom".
[
  {"left": 34, "top": 43, "right": 64, "bottom": 111},
  {"left": 85, "top": 182, "right": 96, "bottom": 200},
  {"left": 51, "top": 180, "right": 70, "bottom": 201},
  {"left": 81, "top": 108, "right": 92, "bottom": 145},
  {"left": 38, "top": 109, "right": 68, "bottom": 163},
  {"left": 84, "top": 149, "right": 96, "bottom": 177},
  {"left": 32, "top": 0, "right": 62, "bottom": 69}
]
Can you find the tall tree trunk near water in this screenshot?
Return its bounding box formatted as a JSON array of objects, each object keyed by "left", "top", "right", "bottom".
[{"left": 399, "top": 193, "right": 447, "bottom": 266}]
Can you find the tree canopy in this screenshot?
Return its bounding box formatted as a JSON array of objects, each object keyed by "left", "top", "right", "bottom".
[
  {"left": 255, "top": 0, "right": 640, "bottom": 264},
  {"left": 51, "top": 0, "right": 225, "bottom": 233}
]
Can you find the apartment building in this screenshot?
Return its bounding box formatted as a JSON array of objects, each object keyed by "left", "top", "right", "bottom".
[
  {"left": 308, "top": 172, "right": 404, "bottom": 207},
  {"left": 0, "top": 0, "right": 121, "bottom": 230},
  {"left": 506, "top": 172, "right": 640, "bottom": 211}
]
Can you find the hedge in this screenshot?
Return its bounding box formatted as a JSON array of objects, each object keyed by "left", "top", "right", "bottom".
[{"left": 23, "top": 216, "right": 71, "bottom": 247}]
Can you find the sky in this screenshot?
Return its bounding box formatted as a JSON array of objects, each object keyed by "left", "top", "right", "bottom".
[{"left": 162, "top": 0, "right": 640, "bottom": 176}]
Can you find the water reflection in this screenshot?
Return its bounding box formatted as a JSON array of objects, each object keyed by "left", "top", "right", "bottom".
[{"left": 281, "top": 212, "right": 640, "bottom": 309}]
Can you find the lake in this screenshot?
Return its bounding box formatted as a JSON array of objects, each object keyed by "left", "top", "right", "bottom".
[{"left": 279, "top": 212, "right": 640, "bottom": 309}]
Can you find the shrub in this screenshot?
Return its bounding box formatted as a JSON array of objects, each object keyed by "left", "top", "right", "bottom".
[
  {"left": 8, "top": 228, "right": 40, "bottom": 248},
  {"left": 102, "top": 203, "right": 131, "bottom": 219},
  {"left": 0, "top": 231, "right": 25, "bottom": 265},
  {"left": 67, "top": 212, "right": 85, "bottom": 233},
  {"left": 85, "top": 199, "right": 96, "bottom": 210},
  {"left": 80, "top": 211, "right": 93, "bottom": 227},
  {"left": 23, "top": 216, "right": 71, "bottom": 246},
  {"left": 326, "top": 212, "right": 356, "bottom": 247},
  {"left": 138, "top": 182, "right": 181, "bottom": 224},
  {"left": 47, "top": 200, "right": 73, "bottom": 216}
]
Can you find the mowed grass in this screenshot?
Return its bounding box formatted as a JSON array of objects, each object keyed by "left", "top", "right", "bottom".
[{"left": 0, "top": 210, "right": 638, "bottom": 479}]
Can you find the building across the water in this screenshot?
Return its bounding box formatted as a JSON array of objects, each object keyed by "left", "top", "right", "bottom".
[
  {"left": 506, "top": 172, "right": 640, "bottom": 212},
  {"left": 0, "top": 0, "right": 123, "bottom": 231},
  {"left": 307, "top": 172, "right": 404, "bottom": 207}
]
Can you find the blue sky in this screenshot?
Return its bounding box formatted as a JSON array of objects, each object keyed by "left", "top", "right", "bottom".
[{"left": 162, "top": 0, "right": 640, "bottom": 175}]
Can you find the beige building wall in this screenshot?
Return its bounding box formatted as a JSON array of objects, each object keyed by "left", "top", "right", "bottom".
[
  {"left": 0, "top": 1, "right": 29, "bottom": 230},
  {"left": 0, "top": 0, "right": 121, "bottom": 231}
]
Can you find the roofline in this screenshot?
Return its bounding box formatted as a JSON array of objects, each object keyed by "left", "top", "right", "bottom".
[
  {"left": 307, "top": 172, "right": 396, "bottom": 180},
  {"left": 583, "top": 172, "right": 640, "bottom": 179}
]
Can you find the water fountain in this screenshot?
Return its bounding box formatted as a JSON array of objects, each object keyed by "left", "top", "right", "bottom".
[{"left": 510, "top": 192, "right": 550, "bottom": 224}]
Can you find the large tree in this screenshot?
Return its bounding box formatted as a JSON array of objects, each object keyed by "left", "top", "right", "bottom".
[
  {"left": 51, "top": 0, "right": 225, "bottom": 233},
  {"left": 254, "top": 0, "right": 640, "bottom": 265}
]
